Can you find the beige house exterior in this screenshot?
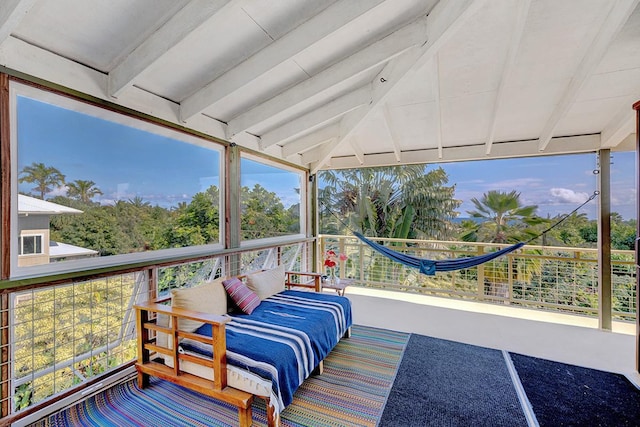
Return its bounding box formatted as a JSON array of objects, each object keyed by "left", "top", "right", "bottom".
[{"left": 17, "top": 195, "right": 98, "bottom": 266}]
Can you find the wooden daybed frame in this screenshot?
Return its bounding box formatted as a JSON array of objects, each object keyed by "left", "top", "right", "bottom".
[{"left": 134, "top": 271, "right": 342, "bottom": 427}]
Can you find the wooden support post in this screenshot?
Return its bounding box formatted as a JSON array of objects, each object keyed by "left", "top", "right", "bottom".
[
  {"left": 225, "top": 144, "right": 242, "bottom": 275},
  {"left": 633, "top": 99, "right": 640, "bottom": 373},
  {"left": 597, "top": 149, "right": 612, "bottom": 331}
]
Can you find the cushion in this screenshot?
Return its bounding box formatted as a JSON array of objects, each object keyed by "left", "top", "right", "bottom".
[
  {"left": 246, "top": 265, "right": 285, "bottom": 300},
  {"left": 222, "top": 277, "right": 261, "bottom": 314},
  {"left": 171, "top": 278, "right": 227, "bottom": 332}
]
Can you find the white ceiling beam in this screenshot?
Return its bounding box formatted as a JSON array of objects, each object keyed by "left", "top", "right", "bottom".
[
  {"left": 179, "top": 0, "right": 388, "bottom": 122},
  {"left": 0, "top": 0, "right": 37, "bottom": 43},
  {"left": 311, "top": 0, "right": 486, "bottom": 173},
  {"left": 382, "top": 104, "right": 402, "bottom": 162},
  {"left": 431, "top": 54, "right": 443, "bottom": 159},
  {"left": 301, "top": 138, "right": 337, "bottom": 165},
  {"left": 281, "top": 124, "right": 338, "bottom": 157},
  {"left": 227, "top": 14, "right": 429, "bottom": 138},
  {"left": 537, "top": 0, "right": 639, "bottom": 151},
  {"left": 260, "top": 85, "right": 371, "bottom": 149},
  {"left": 108, "top": 0, "right": 235, "bottom": 98},
  {"left": 324, "top": 134, "right": 601, "bottom": 170},
  {"left": 601, "top": 105, "right": 635, "bottom": 148},
  {"left": 350, "top": 137, "right": 365, "bottom": 165},
  {"left": 485, "top": 0, "right": 531, "bottom": 155}
]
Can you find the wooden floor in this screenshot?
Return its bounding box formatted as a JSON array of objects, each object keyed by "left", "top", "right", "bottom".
[{"left": 343, "top": 286, "right": 640, "bottom": 388}]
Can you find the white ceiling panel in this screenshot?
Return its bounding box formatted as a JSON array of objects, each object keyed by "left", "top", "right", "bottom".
[{"left": 2, "top": 0, "right": 638, "bottom": 170}]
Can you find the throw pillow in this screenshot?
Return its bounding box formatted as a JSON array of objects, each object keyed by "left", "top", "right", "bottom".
[
  {"left": 171, "top": 278, "right": 227, "bottom": 332},
  {"left": 222, "top": 277, "right": 261, "bottom": 314},
  {"left": 246, "top": 264, "right": 285, "bottom": 300}
]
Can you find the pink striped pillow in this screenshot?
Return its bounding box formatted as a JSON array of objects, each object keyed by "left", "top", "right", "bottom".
[{"left": 222, "top": 277, "right": 260, "bottom": 314}]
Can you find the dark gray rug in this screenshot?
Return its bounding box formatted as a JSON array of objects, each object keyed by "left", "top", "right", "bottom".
[
  {"left": 379, "top": 334, "right": 527, "bottom": 426},
  {"left": 510, "top": 353, "right": 640, "bottom": 426}
]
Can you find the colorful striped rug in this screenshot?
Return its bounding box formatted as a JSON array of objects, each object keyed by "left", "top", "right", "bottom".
[{"left": 36, "top": 325, "right": 409, "bottom": 427}]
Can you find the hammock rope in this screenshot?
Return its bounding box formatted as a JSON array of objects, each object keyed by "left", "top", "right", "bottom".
[{"left": 326, "top": 191, "right": 599, "bottom": 276}]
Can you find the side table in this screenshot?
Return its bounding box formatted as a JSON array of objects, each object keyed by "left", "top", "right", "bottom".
[{"left": 322, "top": 278, "right": 354, "bottom": 296}]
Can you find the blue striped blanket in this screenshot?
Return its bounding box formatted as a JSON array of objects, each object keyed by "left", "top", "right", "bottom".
[{"left": 179, "top": 290, "right": 352, "bottom": 411}]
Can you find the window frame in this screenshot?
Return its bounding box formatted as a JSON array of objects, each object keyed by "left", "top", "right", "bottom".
[
  {"left": 239, "top": 152, "right": 306, "bottom": 247},
  {"left": 9, "top": 81, "right": 226, "bottom": 279},
  {"left": 18, "top": 234, "right": 43, "bottom": 256}
]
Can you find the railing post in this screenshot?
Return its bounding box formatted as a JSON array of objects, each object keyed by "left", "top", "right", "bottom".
[
  {"left": 338, "top": 237, "right": 346, "bottom": 279},
  {"left": 477, "top": 244, "right": 485, "bottom": 300},
  {"left": 507, "top": 253, "right": 513, "bottom": 305}
]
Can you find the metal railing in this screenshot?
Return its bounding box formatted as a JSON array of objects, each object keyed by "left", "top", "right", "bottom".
[
  {"left": 3, "top": 239, "right": 314, "bottom": 421},
  {"left": 319, "top": 234, "right": 636, "bottom": 322}
]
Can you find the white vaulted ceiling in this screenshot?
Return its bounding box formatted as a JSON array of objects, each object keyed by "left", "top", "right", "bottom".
[{"left": 1, "top": 0, "right": 639, "bottom": 172}]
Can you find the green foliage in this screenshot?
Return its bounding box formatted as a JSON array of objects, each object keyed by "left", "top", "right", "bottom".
[
  {"left": 241, "top": 184, "right": 299, "bottom": 240},
  {"left": 319, "top": 165, "right": 460, "bottom": 240}
]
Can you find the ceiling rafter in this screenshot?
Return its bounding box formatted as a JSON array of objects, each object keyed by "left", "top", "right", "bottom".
[
  {"left": 382, "top": 103, "right": 402, "bottom": 162},
  {"left": 350, "top": 137, "right": 365, "bottom": 164},
  {"left": 226, "top": 14, "right": 429, "bottom": 139},
  {"left": 260, "top": 84, "right": 371, "bottom": 149},
  {"left": 601, "top": 105, "right": 635, "bottom": 148},
  {"left": 281, "top": 124, "right": 338, "bottom": 157},
  {"left": 311, "top": 0, "right": 486, "bottom": 173},
  {"left": 431, "top": 53, "right": 443, "bottom": 159},
  {"left": 301, "top": 138, "right": 337, "bottom": 165},
  {"left": 537, "top": 0, "right": 639, "bottom": 152},
  {"left": 485, "top": 0, "right": 531, "bottom": 155},
  {"left": 108, "top": 0, "right": 236, "bottom": 99},
  {"left": 0, "top": 0, "right": 37, "bottom": 44},
  {"left": 179, "top": 0, "right": 388, "bottom": 122}
]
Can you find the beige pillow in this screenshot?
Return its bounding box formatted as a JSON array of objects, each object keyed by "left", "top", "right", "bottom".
[
  {"left": 171, "top": 278, "right": 227, "bottom": 332},
  {"left": 246, "top": 265, "right": 286, "bottom": 300}
]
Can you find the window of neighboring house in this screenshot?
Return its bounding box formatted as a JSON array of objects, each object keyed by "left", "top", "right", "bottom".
[
  {"left": 19, "top": 235, "right": 43, "bottom": 255},
  {"left": 10, "top": 82, "right": 224, "bottom": 277},
  {"left": 240, "top": 155, "right": 304, "bottom": 243}
]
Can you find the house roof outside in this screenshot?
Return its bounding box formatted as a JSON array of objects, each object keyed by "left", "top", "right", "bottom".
[
  {"left": 48, "top": 240, "right": 98, "bottom": 259},
  {"left": 18, "top": 194, "right": 83, "bottom": 215}
]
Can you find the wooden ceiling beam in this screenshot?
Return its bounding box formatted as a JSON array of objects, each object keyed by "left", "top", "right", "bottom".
[
  {"left": 485, "top": 0, "right": 531, "bottom": 155},
  {"left": 0, "top": 0, "right": 37, "bottom": 44},
  {"left": 281, "top": 124, "right": 338, "bottom": 157},
  {"left": 260, "top": 85, "right": 371, "bottom": 149},
  {"left": 108, "top": 0, "right": 235, "bottom": 99},
  {"left": 179, "top": 0, "right": 388, "bottom": 122},
  {"left": 311, "top": 0, "right": 485, "bottom": 174},
  {"left": 226, "top": 14, "right": 429, "bottom": 139},
  {"left": 537, "top": 0, "right": 639, "bottom": 151}
]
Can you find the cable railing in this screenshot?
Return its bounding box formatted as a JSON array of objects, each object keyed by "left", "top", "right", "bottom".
[
  {"left": 319, "top": 234, "right": 636, "bottom": 322},
  {"left": 3, "top": 239, "right": 314, "bottom": 424}
]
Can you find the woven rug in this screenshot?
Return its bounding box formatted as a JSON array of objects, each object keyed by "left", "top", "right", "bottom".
[{"left": 35, "top": 325, "right": 409, "bottom": 427}]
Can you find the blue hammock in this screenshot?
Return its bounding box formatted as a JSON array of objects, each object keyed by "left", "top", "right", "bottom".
[{"left": 353, "top": 232, "right": 525, "bottom": 275}]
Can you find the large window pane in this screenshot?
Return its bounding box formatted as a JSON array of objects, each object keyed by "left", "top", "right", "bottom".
[
  {"left": 240, "top": 157, "right": 303, "bottom": 241},
  {"left": 13, "top": 84, "right": 222, "bottom": 274}
]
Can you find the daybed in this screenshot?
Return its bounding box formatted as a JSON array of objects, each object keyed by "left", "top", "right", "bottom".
[{"left": 134, "top": 265, "right": 352, "bottom": 427}]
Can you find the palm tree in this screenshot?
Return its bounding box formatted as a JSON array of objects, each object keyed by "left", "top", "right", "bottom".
[
  {"left": 466, "top": 190, "right": 541, "bottom": 243},
  {"left": 19, "top": 162, "right": 65, "bottom": 199},
  {"left": 66, "top": 180, "right": 103, "bottom": 203},
  {"left": 320, "top": 165, "right": 460, "bottom": 240}
]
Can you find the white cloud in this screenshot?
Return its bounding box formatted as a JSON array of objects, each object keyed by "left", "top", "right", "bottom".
[{"left": 550, "top": 188, "right": 589, "bottom": 204}]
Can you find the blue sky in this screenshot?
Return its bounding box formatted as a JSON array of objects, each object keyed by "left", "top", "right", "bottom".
[
  {"left": 17, "top": 95, "right": 636, "bottom": 220},
  {"left": 432, "top": 152, "right": 636, "bottom": 220}
]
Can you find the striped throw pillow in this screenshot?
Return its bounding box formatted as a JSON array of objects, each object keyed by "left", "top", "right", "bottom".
[{"left": 222, "top": 277, "right": 260, "bottom": 314}]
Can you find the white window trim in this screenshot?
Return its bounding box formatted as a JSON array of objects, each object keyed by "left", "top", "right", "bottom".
[
  {"left": 10, "top": 81, "right": 225, "bottom": 279},
  {"left": 19, "top": 234, "right": 44, "bottom": 256},
  {"left": 240, "top": 152, "right": 307, "bottom": 246}
]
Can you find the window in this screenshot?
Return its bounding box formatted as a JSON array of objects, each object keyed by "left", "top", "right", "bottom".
[
  {"left": 20, "top": 235, "right": 43, "bottom": 255},
  {"left": 11, "top": 82, "right": 223, "bottom": 276},
  {"left": 19, "top": 235, "right": 43, "bottom": 255},
  {"left": 240, "top": 156, "right": 304, "bottom": 242}
]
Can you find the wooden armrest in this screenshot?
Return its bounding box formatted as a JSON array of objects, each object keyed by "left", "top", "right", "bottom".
[
  {"left": 285, "top": 271, "right": 322, "bottom": 292},
  {"left": 135, "top": 300, "right": 230, "bottom": 325}
]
